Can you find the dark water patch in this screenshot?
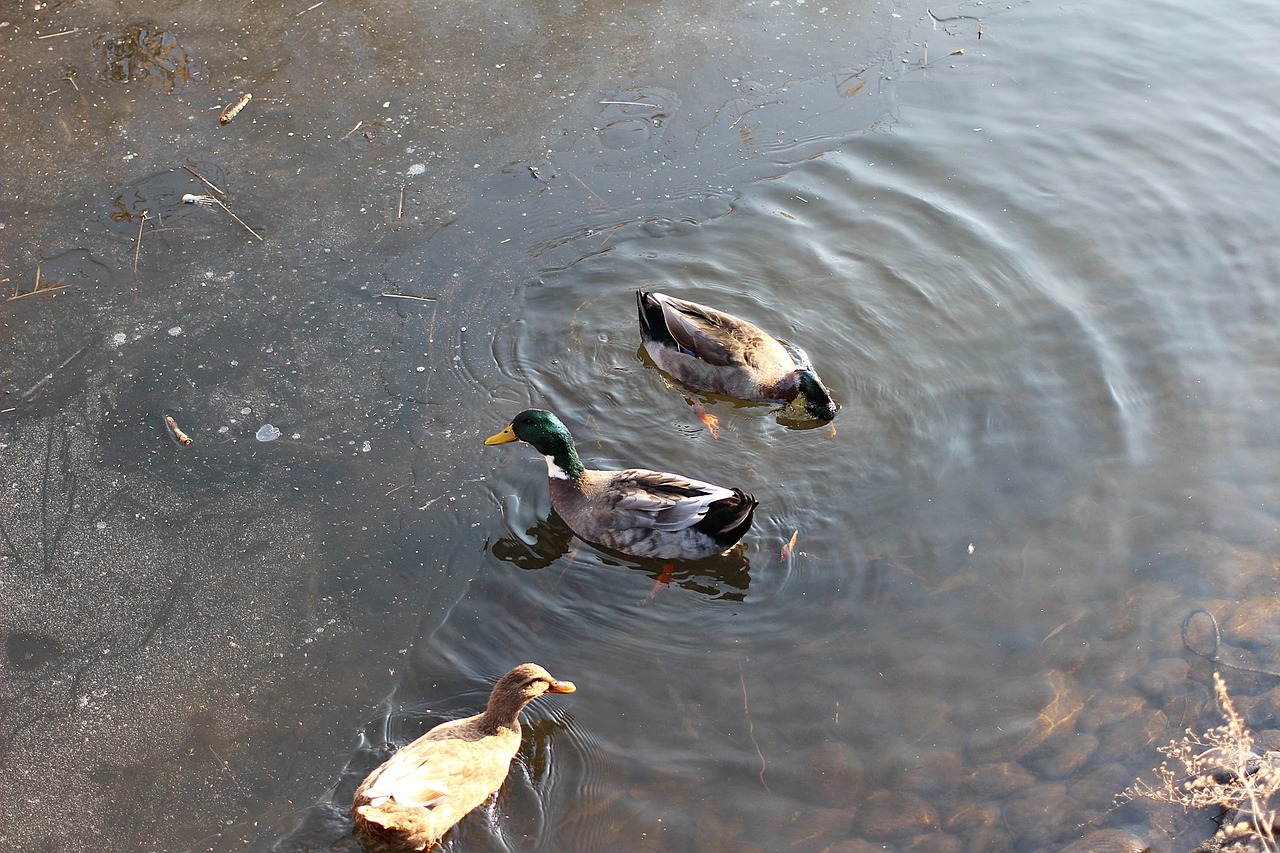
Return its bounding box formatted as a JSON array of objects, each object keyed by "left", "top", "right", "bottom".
[
  {"left": 5, "top": 630, "right": 63, "bottom": 671},
  {"left": 92, "top": 162, "right": 233, "bottom": 241}
]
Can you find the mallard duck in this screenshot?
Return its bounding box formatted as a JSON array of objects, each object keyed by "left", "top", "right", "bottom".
[
  {"left": 352, "top": 663, "right": 576, "bottom": 852},
  {"left": 484, "top": 409, "right": 757, "bottom": 560},
  {"left": 637, "top": 290, "right": 839, "bottom": 421}
]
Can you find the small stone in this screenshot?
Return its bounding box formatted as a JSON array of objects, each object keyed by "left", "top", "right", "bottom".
[
  {"left": 1002, "top": 782, "right": 1068, "bottom": 847},
  {"left": 1079, "top": 689, "right": 1147, "bottom": 732},
  {"left": 1060, "top": 828, "right": 1151, "bottom": 853},
  {"left": 860, "top": 790, "right": 937, "bottom": 840},
  {"left": 903, "top": 747, "right": 964, "bottom": 794},
  {"left": 964, "top": 762, "right": 1035, "bottom": 798},
  {"left": 1134, "top": 657, "right": 1190, "bottom": 704},
  {"left": 1224, "top": 598, "right": 1280, "bottom": 650},
  {"left": 904, "top": 830, "right": 963, "bottom": 853}
]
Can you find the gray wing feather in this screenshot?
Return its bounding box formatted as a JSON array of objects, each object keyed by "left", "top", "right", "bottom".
[
  {"left": 596, "top": 469, "right": 734, "bottom": 533},
  {"left": 657, "top": 298, "right": 743, "bottom": 367}
]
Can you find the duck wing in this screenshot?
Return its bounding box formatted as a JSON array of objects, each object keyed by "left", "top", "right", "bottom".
[
  {"left": 640, "top": 292, "right": 757, "bottom": 368},
  {"left": 358, "top": 756, "right": 454, "bottom": 810},
  {"left": 596, "top": 469, "right": 740, "bottom": 532},
  {"left": 358, "top": 727, "right": 512, "bottom": 811}
]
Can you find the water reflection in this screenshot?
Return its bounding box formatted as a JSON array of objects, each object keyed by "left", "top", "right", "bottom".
[{"left": 490, "top": 510, "right": 752, "bottom": 602}]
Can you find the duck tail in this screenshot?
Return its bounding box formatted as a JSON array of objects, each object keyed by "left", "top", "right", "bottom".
[
  {"left": 353, "top": 800, "right": 435, "bottom": 851},
  {"left": 637, "top": 290, "right": 673, "bottom": 346},
  {"left": 696, "top": 488, "right": 758, "bottom": 548}
]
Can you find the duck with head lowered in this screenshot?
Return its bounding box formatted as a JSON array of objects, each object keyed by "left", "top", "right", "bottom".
[
  {"left": 352, "top": 663, "right": 576, "bottom": 851},
  {"left": 637, "top": 290, "right": 839, "bottom": 422},
  {"left": 485, "top": 408, "right": 757, "bottom": 561}
]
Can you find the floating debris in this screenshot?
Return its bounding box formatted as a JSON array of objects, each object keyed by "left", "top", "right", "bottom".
[
  {"left": 781, "top": 529, "right": 799, "bottom": 562},
  {"left": 164, "top": 414, "right": 193, "bottom": 446},
  {"left": 181, "top": 193, "right": 264, "bottom": 242},
  {"left": 256, "top": 424, "right": 282, "bottom": 442},
  {"left": 99, "top": 21, "right": 192, "bottom": 90},
  {"left": 219, "top": 93, "right": 252, "bottom": 124}
]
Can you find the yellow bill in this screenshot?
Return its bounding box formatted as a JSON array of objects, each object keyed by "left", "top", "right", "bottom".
[{"left": 484, "top": 423, "right": 518, "bottom": 445}]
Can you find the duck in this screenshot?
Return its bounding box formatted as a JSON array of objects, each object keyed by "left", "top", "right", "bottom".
[
  {"left": 636, "top": 290, "right": 839, "bottom": 421},
  {"left": 484, "top": 408, "right": 757, "bottom": 561},
  {"left": 351, "top": 663, "right": 577, "bottom": 851}
]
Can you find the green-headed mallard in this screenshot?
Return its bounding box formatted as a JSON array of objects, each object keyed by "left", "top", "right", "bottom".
[
  {"left": 352, "top": 663, "right": 576, "bottom": 851},
  {"left": 485, "top": 409, "right": 757, "bottom": 560},
  {"left": 637, "top": 290, "right": 839, "bottom": 421}
]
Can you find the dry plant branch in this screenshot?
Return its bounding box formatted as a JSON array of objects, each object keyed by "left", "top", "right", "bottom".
[{"left": 1119, "top": 672, "right": 1280, "bottom": 851}]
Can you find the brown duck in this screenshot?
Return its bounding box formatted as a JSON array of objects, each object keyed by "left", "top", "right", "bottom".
[
  {"left": 637, "top": 290, "right": 840, "bottom": 422},
  {"left": 352, "top": 663, "right": 576, "bottom": 851}
]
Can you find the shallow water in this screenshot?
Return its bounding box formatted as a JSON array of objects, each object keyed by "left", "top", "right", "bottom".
[{"left": 6, "top": 0, "right": 1280, "bottom": 851}]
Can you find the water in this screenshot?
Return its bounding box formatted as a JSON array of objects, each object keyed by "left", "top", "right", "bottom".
[{"left": 5, "top": 0, "right": 1280, "bottom": 850}]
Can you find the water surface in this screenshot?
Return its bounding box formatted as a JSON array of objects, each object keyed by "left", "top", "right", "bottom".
[{"left": 6, "top": 0, "right": 1280, "bottom": 851}]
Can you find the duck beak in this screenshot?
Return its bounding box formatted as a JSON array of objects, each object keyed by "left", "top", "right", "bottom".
[
  {"left": 548, "top": 679, "right": 576, "bottom": 694},
  {"left": 484, "top": 424, "right": 518, "bottom": 445}
]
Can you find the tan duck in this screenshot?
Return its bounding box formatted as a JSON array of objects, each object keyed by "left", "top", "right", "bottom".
[
  {"left": 637, "top": 290, "right": 839, "bottom": 421},
  {"left": 485, "top": 409, "right": 757, "bottom": 561},
  {"left": 352, "top": 663, "right": 576, "bottom": 851}
]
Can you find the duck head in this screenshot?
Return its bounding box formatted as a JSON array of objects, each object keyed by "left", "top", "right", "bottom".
[{"left": 795, "top": 369, "right": 839, "bottom": 422}]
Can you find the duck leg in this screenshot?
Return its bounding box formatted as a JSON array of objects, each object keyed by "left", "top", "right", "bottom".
[
  {"left": 641, "top": 563, "right": 676, "bottom": 605},
  {"left": 681, "top": 392, "right": 721, "bottom": 438}
]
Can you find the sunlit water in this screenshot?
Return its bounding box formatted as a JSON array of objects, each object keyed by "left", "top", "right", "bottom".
[
  {"left": 392, "top": 1, "right": 1280, "bottom": 851},
  {"left": 6, "top": 0, "right": 1280, "bottom": 851}
]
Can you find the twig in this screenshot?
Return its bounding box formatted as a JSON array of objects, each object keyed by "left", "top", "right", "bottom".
[
  {"left": 339, "top": 121, "right": 363, "bottom": 141},
  {"left": 22, "top": 344, "right": 88, "bottom": 402},
  {"left": 566, "top": 170, "right": 609, "bottom": 209},
  {"left": 397, "top": 185, "right": 405, "bottom": 219},
  {"left": 210, "top": 197, "right": 264, "bottom": 241},
  {"left": 133, "top": 211, "right": 150, "bottom": 273},
  {"left": 182, "top": 165, "right": 226, "bottom": 196},
  {"left": 293, "top": 0, "right": 325, "bottom": 17},
  {"left": 376, "top": 292, "right": 436, "bottom": 302},
  {"left": 739, "top": 664, "right": 770, "bottom": 792},
  {"left": 37, "top": 28, "right": 80, "bottom": 39},
  {"left": 209, "top": 746, "right": 247, "bottom": 796},
  {"left": 598, "top": 100, "right": 653, "bottom": 107}
]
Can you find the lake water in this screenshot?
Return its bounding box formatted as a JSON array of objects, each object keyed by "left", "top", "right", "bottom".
[{"left": 5, "top": 0, "right": 1280, "bottom": 851}]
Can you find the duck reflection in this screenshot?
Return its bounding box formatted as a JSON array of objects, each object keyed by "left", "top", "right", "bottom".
[{"left": 489, "top": 511, "right": 752, "bottom": 602}]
